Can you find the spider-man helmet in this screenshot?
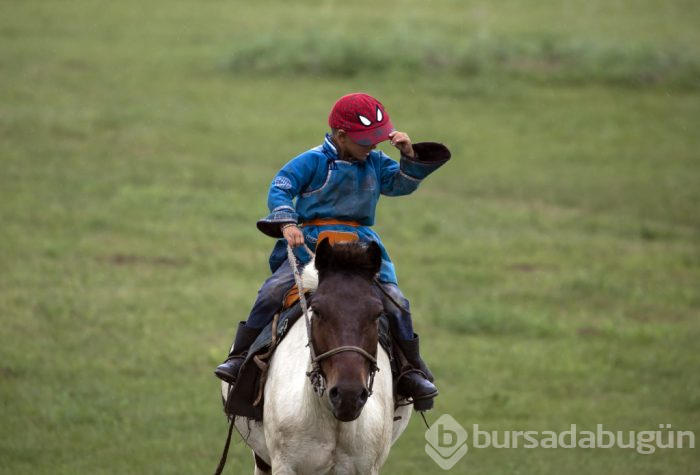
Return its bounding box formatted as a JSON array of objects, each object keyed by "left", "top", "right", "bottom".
[{"left": 328, "top": 93, "right": 395, "bottom": 146}]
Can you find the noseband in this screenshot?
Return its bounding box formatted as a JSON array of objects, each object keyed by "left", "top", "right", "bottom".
[
  {"left": 306, "top": 316, "right": 380, "bottom": 398},
  {"left": 286, "top": 244, "right": 379, "bottom": 398}
]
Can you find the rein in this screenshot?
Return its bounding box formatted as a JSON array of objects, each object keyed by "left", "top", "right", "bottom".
[{"left": 286, "top": 243, "right": 379, "bottom": 397}]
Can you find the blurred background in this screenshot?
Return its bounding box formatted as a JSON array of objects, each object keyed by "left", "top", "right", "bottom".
[{"left": 1, "top": 0, "right": 698, "bottom": 473}]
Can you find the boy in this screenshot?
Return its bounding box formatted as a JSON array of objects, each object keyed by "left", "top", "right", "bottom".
[{"left": 215, "top": 92, "right": 450, "bottom": 410}]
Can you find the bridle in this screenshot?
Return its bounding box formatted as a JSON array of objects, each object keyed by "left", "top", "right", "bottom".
[
  {"left": 287, "top": 244, "right": 379, "bottom": 398},
  {"left": 307, "top": 320, "right": 379, "bottom": 398}
]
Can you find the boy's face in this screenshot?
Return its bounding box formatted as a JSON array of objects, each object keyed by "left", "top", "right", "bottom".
[{"left": 334, "top": 130, "right": 377, "bottom": 161}]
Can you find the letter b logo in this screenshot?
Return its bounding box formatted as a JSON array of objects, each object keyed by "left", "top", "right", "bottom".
[
  {"left": 438, "top": 424, "right": 458, "bottom": 448},
  {"left": 425, "top": 415, "right": 468, "bottom": 470}
]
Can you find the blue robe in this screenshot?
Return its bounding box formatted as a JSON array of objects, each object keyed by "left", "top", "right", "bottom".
[{"left": 257, "top": 134, "right": 450, "bottom": 284}]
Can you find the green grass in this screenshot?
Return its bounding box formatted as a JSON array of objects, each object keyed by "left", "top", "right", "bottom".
[
  {"left": 229, "top": 30, "right": 700, "bottom": 88},
  {"left": 1, "top": 0, "right": 699, "bottom": 473}
]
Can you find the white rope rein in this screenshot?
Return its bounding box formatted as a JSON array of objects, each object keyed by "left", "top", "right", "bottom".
[
  {"left": 285, "top": 243, "right": 329, "bottom": 395},
  {"left": 286, "top": 243, "right": 314, "bottom": 340}
]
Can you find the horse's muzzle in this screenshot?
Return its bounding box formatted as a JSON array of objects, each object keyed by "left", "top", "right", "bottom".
[{"left": 328, "top": 384, "right": 369, "bottom": 422}]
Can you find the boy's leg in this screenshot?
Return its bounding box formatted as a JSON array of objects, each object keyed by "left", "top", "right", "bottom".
[
  {"left": 214, "top": 259, "right": 296, "bottom": 384},
  {"left": 375, "top": 282, "right": 438, "bottom": 410}
]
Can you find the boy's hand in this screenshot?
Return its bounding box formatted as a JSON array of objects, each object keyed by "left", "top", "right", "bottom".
[
  {"left": 281, "top": 223, "right": 305, "bottom": 248},
  {"left": 389, "top": 131, "right": 416, "bottom": 158}
]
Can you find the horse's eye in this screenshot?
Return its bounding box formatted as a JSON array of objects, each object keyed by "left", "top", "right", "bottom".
[{"left": 374, "top": 311, "right": 383, "bottom": 321}]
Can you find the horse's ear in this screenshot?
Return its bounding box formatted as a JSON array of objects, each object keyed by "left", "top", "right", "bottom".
[
  {"left": 367, "top": 241, "right": 382, "bottom": 278},
  {"left": 315, "top": 238, "right": 333, "bottom": 273}
]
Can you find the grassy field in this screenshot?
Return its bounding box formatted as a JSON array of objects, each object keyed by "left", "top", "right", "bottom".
[{"left": 1, "top": 0, "right": 699, "bottom": 473}]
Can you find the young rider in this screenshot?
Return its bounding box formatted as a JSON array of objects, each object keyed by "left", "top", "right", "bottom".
[{"left": 215, "top": 92, "right": 450, "bottom": 410}]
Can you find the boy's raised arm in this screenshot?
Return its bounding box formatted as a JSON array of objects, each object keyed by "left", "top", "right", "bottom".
[{"left": 380, "top": 141, "right": 451, "bottom": 197}]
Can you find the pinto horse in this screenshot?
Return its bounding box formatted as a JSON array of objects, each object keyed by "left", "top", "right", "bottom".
[{"left": 222, "top": 239, "right": 412, "bottom": 474}]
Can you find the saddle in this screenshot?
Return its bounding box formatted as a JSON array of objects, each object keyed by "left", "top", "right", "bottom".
[{"left": 222, "top": 296, "right": 393, "bottom": 421}]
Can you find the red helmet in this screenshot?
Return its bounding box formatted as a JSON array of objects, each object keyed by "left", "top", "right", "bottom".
[{"left": 328, "top": 93, "right": 395, "bottom": 146}]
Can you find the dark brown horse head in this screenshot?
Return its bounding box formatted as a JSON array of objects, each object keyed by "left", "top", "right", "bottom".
[{"left": 311, "top": 238, "right": 384, "bottom": 422}]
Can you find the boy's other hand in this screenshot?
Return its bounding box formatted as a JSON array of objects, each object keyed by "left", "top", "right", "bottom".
[
  {"left": 388, "top": 131, "right": 416, "bottom": 158},
  {"left": 282, "top": 224, "right": 305, "bottom": 248}
]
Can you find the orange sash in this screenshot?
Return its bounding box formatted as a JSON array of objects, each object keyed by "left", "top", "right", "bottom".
[{"left": 301, "top": 218, "right": 361, "bottom": 227}]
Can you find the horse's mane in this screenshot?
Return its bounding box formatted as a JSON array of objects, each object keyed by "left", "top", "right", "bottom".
[
  {"left": 321, "top": 242, "right": 379, "bottom": 273},
  {"left": 303, "top": 242, "right": 381, "bottom": 289}
]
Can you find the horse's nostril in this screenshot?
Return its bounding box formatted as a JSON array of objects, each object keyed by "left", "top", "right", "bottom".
[
  {"left": 359, "top": 388, "right": 369, "bottom": 405},
  {"left": 329, "top": 386, "right": 340, "bottom": 402}
]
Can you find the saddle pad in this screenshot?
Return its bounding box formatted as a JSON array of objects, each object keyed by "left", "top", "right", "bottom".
[{"left": 224, "top": 301, "right": 306, "bottom": 420}]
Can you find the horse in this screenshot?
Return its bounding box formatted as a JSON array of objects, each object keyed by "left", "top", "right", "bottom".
[{"left": 221, "top": 239, "right": 412, "bottom": 474}]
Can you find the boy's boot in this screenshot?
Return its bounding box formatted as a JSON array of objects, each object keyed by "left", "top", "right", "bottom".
[
  {"left": 395, "top": 334, "right": 438, "bottom": 411},
  {"left": 214, "top": 322, "right": 262, "bottom": 385}
]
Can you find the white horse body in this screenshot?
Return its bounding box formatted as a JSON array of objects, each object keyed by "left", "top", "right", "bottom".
[{"left": 223, "top": 265, "right": 412, "bottom": 474}]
